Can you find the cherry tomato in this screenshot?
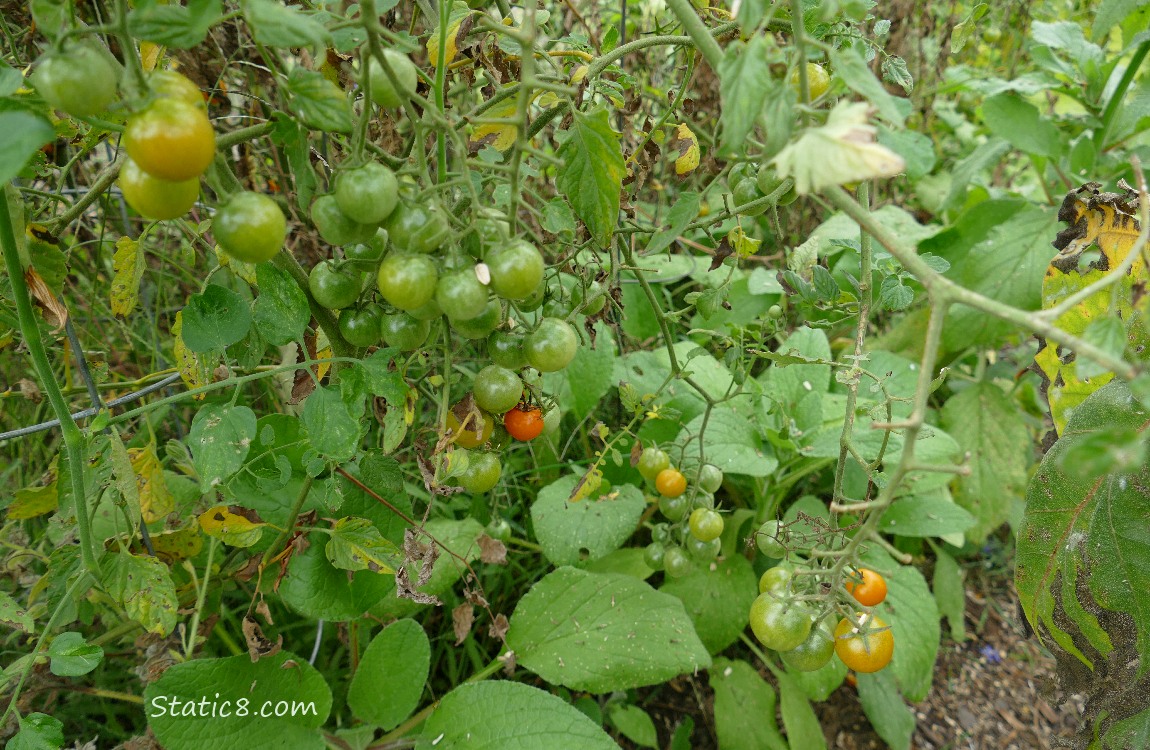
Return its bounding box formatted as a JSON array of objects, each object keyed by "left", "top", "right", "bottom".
[
  {"left": 380, "top": 312, "right": 431, "bottom": 351},
  {"left": 345, "top": 228, "right": 389, "bottom": 266},
  {"left": 749, "top": 593, "right": 812, "bottom": 652},
  {"left": 637, "top": 447, "right": 670, "bottom": 482},
  {"left": 686, "top": 535, "right": 721, "bottom": 561},
  {"left": 791, "top": 62, "right": 831, "bottom": 99},
  {"left": 834, "top": 613, "right": 894, "bottom": 673},
  {"left": 729, "top": 162, "right": 756, "bottom": 185},
  {"left": 406, "top": 297, "right": 444, "bottom": 322},
  {"left": 655, "top": 468, "right": 687, "bottom": 498},
  {"left": 212, "top": 192, "right": 286, "bottom": 264},
  {"left": 33, "top": 42, "right": 119, "bottom": 117},
  {"left": 309, "top": 260, "right": 364, "bottom": 310},
  {"left": 382, "top": 201, "right": 450, "bottom": 254},
  {"left": 504, "top": 405, "right": 544, "bottom": 441},
  {"left": 542, "top": 405, "right": 561, "bottom": 435},
  {"left": 365, "top": 48, "right": 418, "bottom": 109},
  {"left": 334, "top": 161, "right": 399, "bottom": 225},
  {"left": 733, "top": 177, "right": 767, "bottom": 216},
  {"left": 517, "top": 281, "right": 546, "bottom": 312},
  {"left": 781, "top": 622, "right": 835, "bottom": 672},
  {"left": 486, "top": 517, "right": 512, "bottom": 542},
  {"left": 125, "top": 98, "right": 215, "bottom": 181},
  {"left": 450, "top": 299, "right": 503, "bottom": 340},
  {"left": 377, "top": 253, "right": 438, "bottom": 311},
  {"left": 473, "top": 365, "right": 523, "bottom": 414},
  {"left": 767, "top": 304, "right": 784, "bottom": 319},
  {"left": 118, "top": 158, "right": 199, "bottom": 220},
  {"left": 698, "top": 464, "right": 723, "bottom": 493},
  {"left": 755, "top": 520, "right": 786, "bottom": 557},
  {"left": 688, "top": 507, "right": 724, "bottom": 542},
  {"left": 487, "top": 330, "right": 528, "bottom": 370},
  {"left": 663, "top": 546, "right": 693, "bottom": 578},
  {"left": 446, "top": 409, "right": 493, "bottom": 449},
  {"left": 437, "top": 269, "right": 489, "bottom": 321},
  {"left": 845, "top": 568, "right": 888, "bottom": 607},
  {"left": 338, "top": 305, "right": 383, "bottom": 348},
  {"left": 658, "top": 493, "right": 689, "bottom": 522},
  {"left": 758, "top": 563, "right": 794, "bottom": 594},
  {"left": 147, "top": 69, "right": 202, "bottom": 105},
  {"left": 486, "top": 240, "right": 545, "bottom": 300},
  {"left": 311, "top": 194, "right": 377, "bottom": 246},
  {"left": 574, "top": 280, "right": 607, "bottom": 315},
  {"left": 643, "top": 543, "right": 665, "bottom": 571},
  {"left": 460, "top": 451, "right": 501, "bottom": 493},
  {"left": 525, "top": 317, "right": 578, "bottom": 372}
]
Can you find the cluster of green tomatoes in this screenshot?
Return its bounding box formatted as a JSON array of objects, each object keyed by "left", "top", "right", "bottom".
[{"left": 636, "top": 447, "right": 726, "bottom": 578}]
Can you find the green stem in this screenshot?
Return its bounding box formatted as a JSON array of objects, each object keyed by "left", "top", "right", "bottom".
[
  {"left": 662, "top": 0, "right": 724, "bottom": 70},
  {"left": 184, "top": 536, "right": 218, "bottom": 657},
  {"left": 435, "top": 0, "right": 450, "bottom": 182},
  {"left": 1095, "top": 40, "right": 1150, "bottom": 151},
  {"left": 261, "top": 476, "right": 314, "bottom": 568},
  {"left": 271, "top": 251, "right": 353, "bottom": 359}
]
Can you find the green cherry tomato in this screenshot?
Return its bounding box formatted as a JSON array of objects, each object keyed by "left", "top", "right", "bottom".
[
  {"left": 651, "top": 524, "right": 671, "bottom": 545},
  {"left": 517, "top": 281, "right": 547, "bottom": 312},
  {"left": 334, "top": 161, "right": 399, "bottom": 225},
  {"left": 309, "top": 260, "right": 364, "bottom": 310},
  {"left": 686, "top": 535, "right": 721, "bottom": 561},
  {"left": 125, "top": 97, "right": 215, "bottom": 182},
  {"left": 212, "top": 192, "right": 286, "bottom": 264},
  {"left": 118, "top": 157, "right": 199, "bottom": 220},
  {"left": 663, "top": 546, "right": 693, "bottom": 578},
  {"left": 487, "top": 330, "right": 528, "bottom": 370},
  {"left": 472, "top": 365, "right": 523, "bottom": 415},
  {"left": 311, "top": 194, "right": 377, "bottom": 246},
  {"left": 525, "top": 317, "right": 578, "bottom": 372},
  {"left": 460, "top": 451, "right": 502, "bottom": 493},
  {"left": 758, "top": 563, "right": 794, "bottom": 594},
  {"left": 365, "top": 49, "right": 418, "bottom": 109},
  {"left": 749, "top": 593, "right": 813, "bottom": 652},
  {"left": 486, "top": 517, "right": 512, "bottom": 542},
  {"left": 570, "top": 279, "right": 607, "bottom": 316},
  {"left": 406, "top": 297, "right": 444, "bottom": 321},
  {"left": 382, "top": 200, "right": 450, "bottom": 254},
  {"left": 380, "top": 312, "right": 431, "bottom": 351},
  {"left": 33, "top": 41, "right": 120, "bottom": 117},
  {"left": 658, "top": 493, "right": 689, "bottom": 522},
  {"left": 542, "top": 405, "right": 561, "bottom": 435},
  {"left": 733, "top": 177, "right": 767, "bottom": 216},
  {"left": 148, "top": 69, "right": 202, "bottom": 105},
  {"left": 688, "top": 508, "right": 724, "bottom": 543},
  {"left": 755, "top": 168, "right": 786, "bottom": 199},
  {"left": 791, "top": 62, "right": 831, "bottom": 100},
  {"left": 698, "top": 464, "right": 723, "bottom": 493},
  {"left": 450, "top": 299, "right": 503, "bottom": 340},
  {"left": 377, "top": 253, "right": 438, "bottom": 311},
  {"left": 643, "top": 543, "right": 665, "bottom": 571},
  {"left": 729, "top": 162, "right": 756, "bottom": 185},
  {"left": 338, "top": 305, "right": 383, "bottom": 348},
  {"left": 781, "top": 621, "right": 835, "bottom": 672},
  {"left": 756, "top": 520, "right": 786, "bottom": 557},
  {"left": 486, "top": 240, "right": 545, "bottom": 300},
  {"left": 437, "top": 269, "right": 489, "bottom": 321},
  {"left": 638, "top": 448, "right": 671, "bottom": 482},
  {"left": 345, "top": 228, "right": 389, "bottom": 266},
  {"left": 767, "top": 304, "right": 784, "bottom": 319}
]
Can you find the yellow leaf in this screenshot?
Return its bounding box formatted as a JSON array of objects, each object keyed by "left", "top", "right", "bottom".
[
  {"left": 140, "top": 42, "right": 164, "bottom": 72},
  {"left": 172, "top": 311, "right": 214, "bottom": 400},
  {"left": 667, "top": 123, "right": 700, "bottom": 177},
  {"left": 427, "top": 9, "right": 476, "bottom": 68},
  {"left": 8, "top": 484, "right": 58, "bottom": 520},
  {"left": 111, "top": 237, "right": 143, "bottom": 318},
  {"left": 129, "top": 445, "right": 175, "bottom": 523},
  {"left": 140, "top": 523, "right": 204, "bottom": 563},
  {"left": 727, "top": 225, "right": 762, "bottom": 258},
  {"left": 215, "top": 246, "right": 258, "bottom": 285},
  {"left": 199, "top": 505, "right": 266, "bottom": 548},
  {"left": 469, "top": 99, "right": 519, "bottom": 153}
]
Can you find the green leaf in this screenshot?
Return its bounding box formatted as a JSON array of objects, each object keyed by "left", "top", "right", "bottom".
[
  {"left": 980, "top": 92, "right": 1062, "bottom": 157},
  {"left": 556, "top": 108, "right": 625, "bottom": 248},
  {"left": 507, "top": 566, "right": 711, "bottom": 692},
  {"left": 8, "top": 713, "right": 64, "bottom": 750},
  {"left": 181, "top": 284, "right": 252, "bottom": 353},
  {"left": 244, "top": 0, "right": 331, "bottom": 49},
  {"left": 940, "top": 382, "right": 1030, "bottom": 542},
  {"left": 646, "top": 192, "right": 700, "bottom": 255},
  {"left": 881, "top": 55, "right": 914, "bottom": 94},
  {"left": 1079, "top": 315, "right": 1127, "bottom": 379},
  {"left": 128, "top": 0, "right": 222, "bottom": 48},
  {"left": 302, "top": 385, "right": 361, "bottom": 462},
  {"left": 777, "top": 671, "right": 827, "bottom": 750},
  {"left": 930, "top": 543, "right": 966, "bottom": 642},
  {"left": 544, "top": 322, "right": 616, "bottom": 416},
  {"left": 879, "top": 276, "right": 914, "bottom": 311},
  {"left": 280, "top": 538, "right": 397, "bottom": 621},
  {"left": 760, "top": 326, "right": 832, "bottom": 405},
  {"left": 531, "top": 477, "right": 645, "bottom": 566},
  {"left": 710, "top": 658, "right": 788, "bottom": 750},
  {"left": 0, "top": 113, "right": 54, "bottom": 185},
  {"left": 145, "top": 652, "right": 332, "bottom": 750},
  {"left": 270, "top": 116, "right": 319, "bottom": 212},
  {"left": 347, "top": 619, "right": 429, "bottom": 730},
  {"left": 579, "top": 547, "right": 655, "bottom": 580},
  {"left": 857, "top": 670, "right": 915, "bottom": 750},
  {"left": 416, "top": 681, "right": 618, "bottom": 749},
  {"left": 0, "top": 590, "right": 33, "bottom": 633},
  {"left": 607, "top": 704, "right": 658, "bottom": 748},
  {"left": 941, "top": 138, "right": 1011, "bottom": 211},
  {"left": 189, "top": 403, "right": 257, "bottom": 492},
  {"left": 47, "top": 632, "right": 103, "bottom": 677},
  {"left": 325, "top": 517, "right": 401, "bottom": 573},
  {"left": 104, "top": 552, "right": 178, "bottom": 636},
  {"left": 681, "top": 405, "right": 777, "bottom": 478},
  {"left": 1093, "top": 0, "right": 1149, "bottom": 41},
  {"left": 541, "top": 197, "right": 577, "bottom": 235},
  {"left": 830, "top": 45, "right": 906, "bottom": 126},
  {"left": 660, "top": 555, "right": 757, "bottom": 654},
  {"left": 30, "top": 0, "right": 70, "bottom": 40},
  {"left": 284, "top": 67, "right": 353, "bottom": 133},
  {"left": 878, "top": 494, "right": 975, "bottom": 538},
  {"left": 717, "top": 37, "right": 773, "bottom": 156},
  {"left": 254, "top": 263, "right": 310, "bottom": 346}
]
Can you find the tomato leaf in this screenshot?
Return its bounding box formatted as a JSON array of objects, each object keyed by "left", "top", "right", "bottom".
[
  {"left": 661, "top": 556, "right": 757, "bottom": 654},
  {"left": 181, "top": 284, "right": 252, "bottom": 353},
  {"left": 128, "top": 0, "right": 222, "bottom": 48},
  {"left": 254, "top": 263, "right": 310, "bottom": 346},
  {"left": 531, "top": 477, "right": 645, "bottom": 566},
  {"left": 103, "top": 552, "right": 179, "bottom": 636},
  {"left": 301, "top": 385, "right": 361, "bottom": 462},
  {"left": 717, "top": 37, "right": 773, "bottom": 157},
  {"left": 556, "top": 108, "right": 625, "bottom": 249},
  {"left": 244, "top": 0, "right": 331, "bottom": 50},
  {"left": 284, "top": 67, "right": 353, "bottom": 134},
  {"left": 980, "top": 92, "right": 1062, "bottom": 157},
  {"left": 0, "top": 113, "right": 54, "bottom": 185},
  {"left": 857, "top": 670, "right": 916, "bottom": 750}
]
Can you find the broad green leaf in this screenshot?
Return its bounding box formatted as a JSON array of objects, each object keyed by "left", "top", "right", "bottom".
[
  {"left": 556, "top": 108, "right": 625, "bottom": 248},
  {"left": 181, "top": 284, "right": 252, "bottom": 353},
  {"left": 579, "top": 547, "right": 655, "bottom": 580},
  {"left": 1079, "top": 315, "right": 1127, "bottom": 379},
  {"left": 980, "top": 92, "right": 1062, "bottom": 157},
  {"left": 1093, "top": 0, "right": 1149, "bottom": 41},
  {"left": 541, "top": 197, "right": 577, "bottom": 235},
  {"left": 8, "top": 713, "right": 64, "bottom": 750},
  {"left": 0, "top": 113, "right": 54, "bottom": 185},
  {"left": 607, "top": 704, "right": 658, "bottom": 748},
  {"left": 940, "top": 382, "right": 1030, "bottom": 542},
  {"left": 777, "top": 671, "right": 827, "bottom": 750},
  {"left": 877, "top": 494, "right": 975, "bottom": 538},
  {"left": 254, "top": 263, "right": 310, "bottom": 346},
  {"left": 284, "top": 67, "right": 353, "bottom": 133},
  {"left": 544, "top": 323, "right": 616, "bottom": 416},
  {"left": 857, "top": 670, "right": 915, "bottom": 750},
  {"left": 47, "top": 632, "right": 103, "bottom": 677},
  {"left": 280, "top": 535, "right": 397, "bottom": 621},
  {"left": 940, "top": 138, "right": 1011, "bottom": 211},
  {"left": 347, "top": 619, "right": 429, "bottom": 730},
  {"left": 760, "top": 326, "right": 832, "bottom": 406},
  {"left": 325, "top": 516, "right": 401, "bottom": 573},
  {"left": 188, "top": 404, "right": 257, "bottom": 492},
  {"left": 244, "top": 0, "right": 331, "bottom": 49},
  {"left": 787, "top": 649, "right": 848, "bottom": 702},
  {"left": 660, "top": 555, "right": 757, "bottom": 654},
  {"left": 128, "top": 0, "right": 222, "bottom": 48},
  {"left": 717, "top": 37, "right": 773, "bottom": 156},
  {"left": 302, "top": 385, "right": 361, "bottom": 462},
  {"left": 104, "top": 552, "right": 178, "bottom": 636},
  {"left": 30, "top": 0, "right": 70, "bottom": 39},
  {"left": 416, "top": 681, "right": 617, "bottom": 749},
  {"left": 930, "top": 543, "right": 966, "bottom": 641},
  {"left": 645, "top": 192, "right": 700, "bottom": 255},
  {"left": 507, "top": 566, "right": 711, "bottom": 692},
  {"left": 531, "top": 477, "right": 645, "bottom": 566},
  {"left": 680, "top": 405, "right": 776, "bottom": 478},
  {"left": 830, "top": 45, "right": 906, "bottom": 126},
  {"left": 369, "top": 517, "right": 484, "bottom": 619},
  {"left": 144, "top": 652, "right": 332, "bottom": 750},
  {"left": 710, "top": 658, "right": 788, "bottom": 750}
]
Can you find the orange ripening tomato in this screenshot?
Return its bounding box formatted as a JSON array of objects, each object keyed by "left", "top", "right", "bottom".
[
  {"left": 504, "top": 406, "right": 544, "bottom": 441},
  {"left": 834, "top": 613, "right": 894, "bottom": 673},
  {"left": 655, "top": 468, "right": 687, "bottom": 498},
  {"left": 845, "top": 568, "right": 887, "bottom": 607}
]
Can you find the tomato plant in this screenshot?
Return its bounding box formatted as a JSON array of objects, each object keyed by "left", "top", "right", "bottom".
[
  {"left": 377, "top": 253, "right": 438, "bottom": 311},
  {"left": 637, "top": 447, "right": 671, "bottom": 481},
  {"left": 211, "top": 191, "right": 287, "bottom": 263},
  {"left": 124, "top": 97, "right": 216, "bottom": 182},
  {"left": 311, "top": 194, "right": 377, "bottom": 246},
  {"left": 781, "top": 622, "right": 835, "bottom": 672},
  {"left": 845, "top": 568, "right": 888, "bottom": 607},
  {"left": 459, "top": 451, "right": 501, "bottom": 493},
  {"left": 117, "top": 158, "right": 199, "bottom": 221},
  {"left": 688, "top": 507, "right": 723, "bottom": 542},
  {"left": 834, "top": 614, "right": 895, "bottom": 673},
  {"left": 486, "top": 330, "right": 528, "bottom": 370},
  {"left": 504, "top": 405, "right": 544, "bottom": 441},
  {"left": 380, "top": 312, "right": 430, "bottom": 351},
  {"left": 655, "top": 468, "right": 687, "bottom": 498},
  {"left": 486, "top": 240, "right": 545, "bottom": 300},
  {"left": 334, "top": 161, "right": 399, "bottom": 225},
  {"left": 472, "top": 365, "right": 523, "bottom": 415},
  {"left": 308, "top": 261, "right": 364, "bottom": 311},
  {"left": 437, "top": 269, "right": 489, "bottom": 321},
  {"left": 32, "top": 41, "right": 120, "bottom": 117},
  {"left": 524, "top": 317, "right": 577, "bottom": 372},
  {"left": 338, "top": 305, "right": 383, "bottom": 348},
  {"left": 382, "top": 200, "right": 450, "bottom": 255},
  {"left": 749, "top": 593, "right": 813, "bottom": 652},
  {"left": 365, "top": 48, "right": 418, "bottom": 109}
]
